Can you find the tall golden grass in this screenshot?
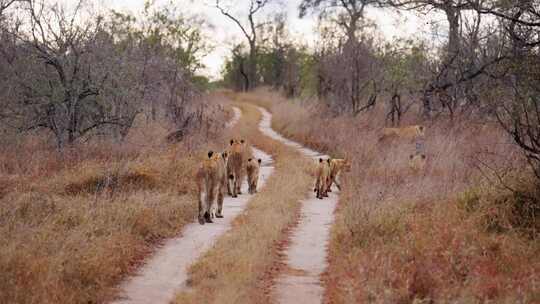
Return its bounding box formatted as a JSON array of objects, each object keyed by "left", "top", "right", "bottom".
[
  {"left": 249, "top": 88, "right": 540, "bottom": 303},
  {"left": 0, "top": 94, "right": 230, "bottom": 304}
]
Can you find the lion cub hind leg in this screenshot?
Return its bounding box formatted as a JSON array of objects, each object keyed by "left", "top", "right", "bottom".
[
  {"left": 315, "top": 158, "right": 330, "bottom": 199},
  {"left": 246, "top": 159, "right": 253, "bottom": 195},
  {"left": 198, "top": 184, "right": 207, "bottom": 225},
  {"left": 228, "top": 173, "right": 236, "bottom": 197},
  {"left": 334, "top": 175, "right": 342, "bottom": 191},
  {"left": 198, "top": 178, "right": 212, "bottom": 224},
  {"left": 216, "top": 195, "right": 224, "bottom": 218},
  {"left": 246, "top": 158, "right": 261, "bottom": 195},
  {"left": 322, "top": 159, "right": 331, "bottom": 198},
  {"left": 253, "top": 159, "right": 261, "bottom": 193},
  {"left": 210, "top": 196, "right": 217, "bottom": 220},
  {"left": 197, "top": 162, "right": 209, "bottom": 225},
  {"left": 216, "top": 179, "right": 225, "bottom": 218},
  {"left": 205, "top": 184, "right": 216, "bottom": 224},
  {"left": 235, "top": 171, "right": 243, "bottom": 195}
]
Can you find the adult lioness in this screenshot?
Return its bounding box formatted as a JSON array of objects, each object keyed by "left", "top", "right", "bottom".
[
  {"left": 380, "top": 125, "right": 426, "bottom": 142},
  {"left": 314, "top": 158, "right": 331, "bottom": 199},
  {"left": 327, "top": 158, "right": 351, "bottom": 192},
  {"left": 246, "top": 158, "right": 261, "bottom": 194},
  {"left": 227, "top": 139, "right": 246, "bottom": 198},
  {"left": 213, "top": 151, "right": 229, "bottom": 218},
  {"left": 196, "top": 151, "right": 220, "bottom": 225}
]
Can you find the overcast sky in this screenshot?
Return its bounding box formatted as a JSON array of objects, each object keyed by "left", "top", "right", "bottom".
[{"left": 100, "top": 0, "right": 442, "bottom": 80}]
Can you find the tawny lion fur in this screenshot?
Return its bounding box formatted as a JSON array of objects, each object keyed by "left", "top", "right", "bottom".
[
  {"left": 409, "top": 153, "right": 427, "bottom": 171},
  {"left": 327, "top": 158, "right": 351, "bottom": 192},
  {"left": 314, "top": 158, "right": 331, "bottom": 199},
  {"left": 246, "top": 158, "right": 261, "bottom": 194},
  {"left": 380, "top": 125, "right": 426, "bottom": 141},
  {"left": 196, "top": 151, "right": 221, "bottom": 225},
  {"left": 212, "top": 151, "right": 229, "bottom": 218},
  {"left": 227, "top": 139, "right": 246, "bottom": 198}
]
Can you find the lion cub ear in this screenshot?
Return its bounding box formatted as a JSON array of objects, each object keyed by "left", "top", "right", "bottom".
[
  {"left": 258, "top": 159, "right": 261, "bottom": 164},
  {"left": 208, "top": 151, "right": 214, "bottom": 158}
]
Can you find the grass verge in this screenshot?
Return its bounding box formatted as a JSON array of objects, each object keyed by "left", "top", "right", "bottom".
[
  {"left": 173, "top": 100, "right": 313, "bottom": 304},
  {"left": 245, "top": 88, "right": 540, "bottom": 303},
  {"left": 0, "top": 95, "right": 229, "bottom": 304}
]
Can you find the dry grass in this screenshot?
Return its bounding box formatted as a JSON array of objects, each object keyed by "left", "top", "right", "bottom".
[
  {"left": 248, "top": 88, "right": 540, "bottom": 303},
  {"left": 173, "top": 99, "right": 314, "bottom": 304},
  {"left": 0, "top": 94, "right": 230, "bottom": 304}
]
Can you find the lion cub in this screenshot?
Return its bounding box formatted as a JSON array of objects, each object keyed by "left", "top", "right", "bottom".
[
  {"left": 314, "top": 158, "right": 331, "bottom": 199},
  {"left": 246, "top": 158, "right": 261, "bottom": 194},
  {"left": 409, "top": 153, "right": 427, "bottom": 171}
]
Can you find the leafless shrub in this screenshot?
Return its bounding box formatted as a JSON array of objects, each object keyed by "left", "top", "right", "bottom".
[{"left": 0, "top": 0, "right": 211, "bottom": 149}]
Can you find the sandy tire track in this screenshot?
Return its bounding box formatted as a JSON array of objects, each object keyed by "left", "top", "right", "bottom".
[
  {"left": 111, "top": 107, "right": 274, "bottom": 304},
  {"left": 257, "top": 107, "right": 338, "bottom": 304}
]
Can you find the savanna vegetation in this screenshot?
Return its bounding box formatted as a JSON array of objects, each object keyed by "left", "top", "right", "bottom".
[
  {"left": 0, "top": 1, "right": 229, "bottom": 303},
  {"left": 218, "top": 0, "right": 540, "bottom": 302},
  {"left": 174, "top": 100, "right": 313, "bottom": 304},
  {"left": 1, "top": 0, "right": 539, "bottom": 303}
]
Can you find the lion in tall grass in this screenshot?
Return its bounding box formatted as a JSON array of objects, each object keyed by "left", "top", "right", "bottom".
[
  {"left": 409, "top": 153, "right": 427, "bottom": 171},
  {"left": 380, "top": 125, "right": 426, "bottom": 142}
]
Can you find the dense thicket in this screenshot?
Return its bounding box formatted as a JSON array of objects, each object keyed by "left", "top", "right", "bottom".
[{"left": 0, "top": 0, "right": 212, "bottom": 148}]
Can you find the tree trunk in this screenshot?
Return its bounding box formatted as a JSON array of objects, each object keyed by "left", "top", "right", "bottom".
[
  {"left": 440, "top": 4, "right": 461, "bottom": 114},
  {"left": 422, "top": 88, "right": 432, "bottom": 118},
  {"left": 239, "top": 58, "right": 250, "bottom": 92},
  {"left": 346, "top": 13, "right": 360, "bottom": 44},
  {"left": 445, "top": 5, "right": 461, "bottom": 59},
  {"left": 248, "top": 41, "right": 257, "bottom": 91}
]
